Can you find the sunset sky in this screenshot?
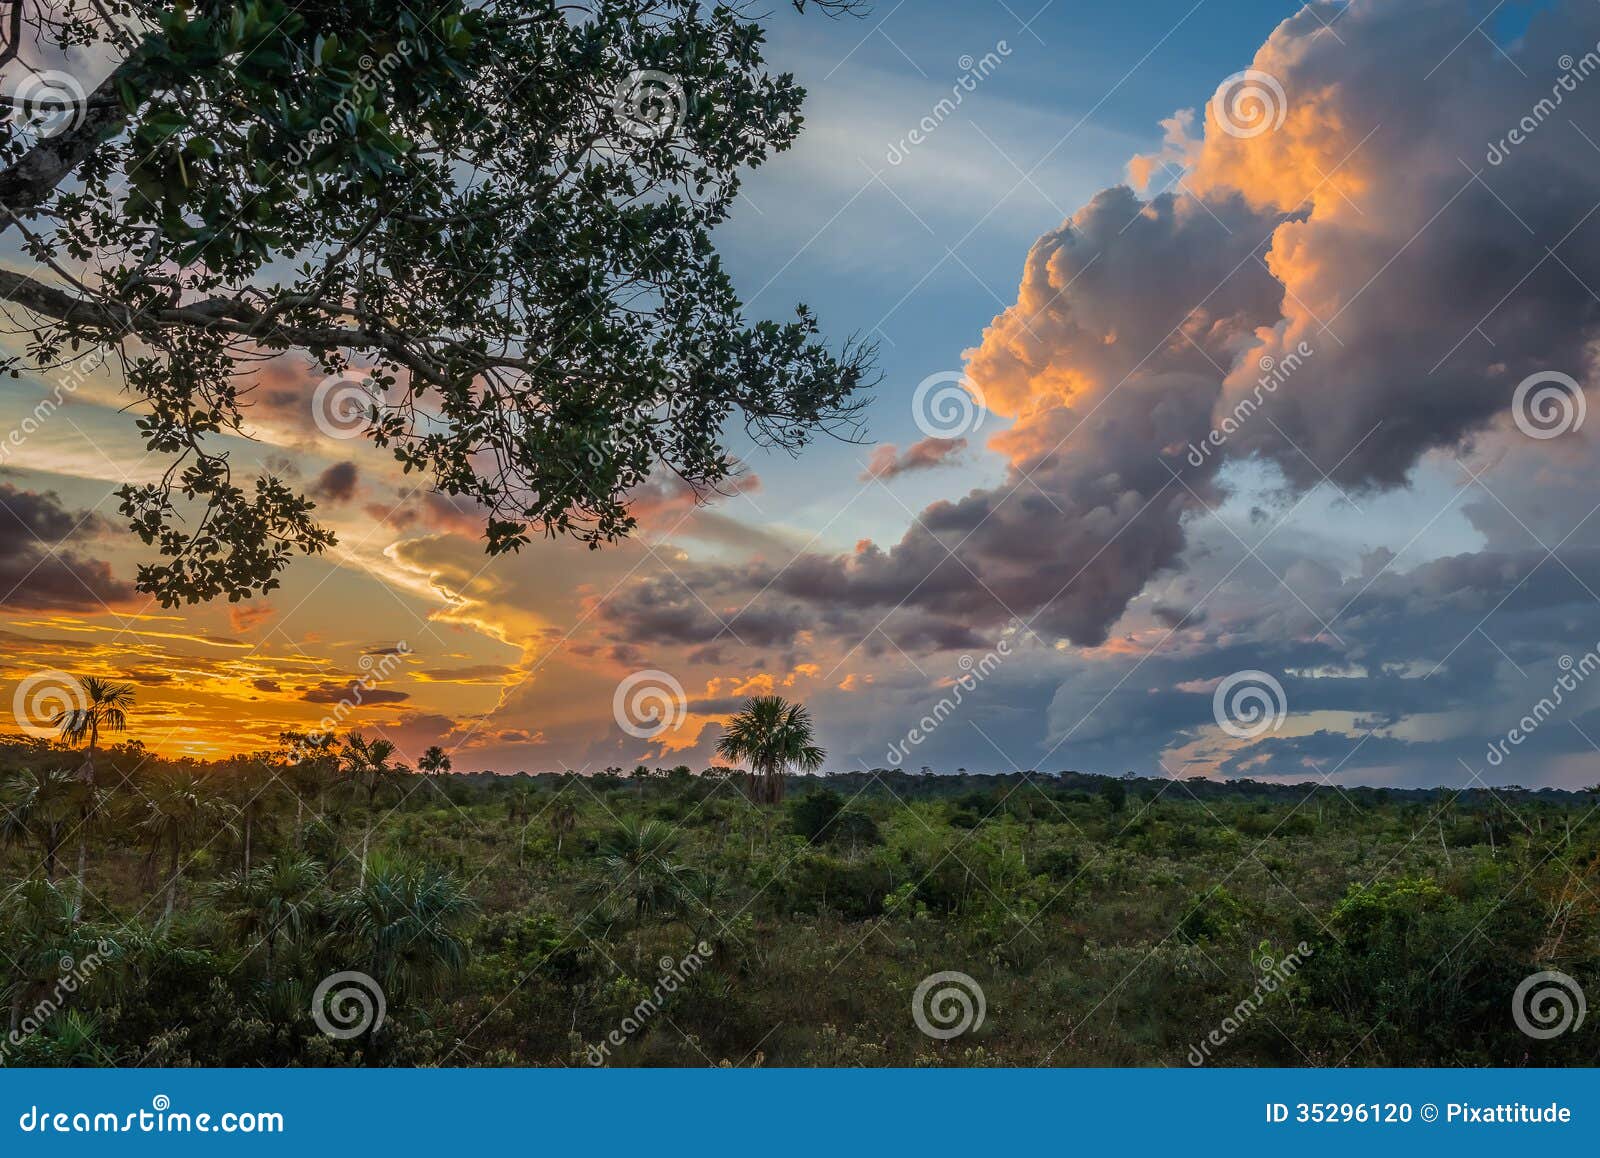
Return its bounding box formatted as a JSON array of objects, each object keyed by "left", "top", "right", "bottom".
[{"left": 7, "top": 0, "right": 1600, "bottom": 789}]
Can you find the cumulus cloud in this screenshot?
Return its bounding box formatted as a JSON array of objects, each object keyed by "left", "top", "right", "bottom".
[
  {"left": 601, "top": 0, "right": 1600, "bottom": 660},
  {"left": 1173, "top": 0, "right": 1600, "bottom": 493}
]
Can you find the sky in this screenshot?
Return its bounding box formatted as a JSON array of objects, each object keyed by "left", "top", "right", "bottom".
[{"left": 6, "top": 0, "right": 1600, "bottom": 789}]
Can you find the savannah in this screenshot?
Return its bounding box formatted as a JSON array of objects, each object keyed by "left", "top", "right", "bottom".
[{"left": 1, "top": 689, "right": 1594, "bottom": 1067}]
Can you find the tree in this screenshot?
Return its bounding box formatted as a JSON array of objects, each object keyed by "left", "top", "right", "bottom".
[
  {"left": 334, "top": 856, "right": 474, "bottom": 1042},
  {"left": 337, "top": 732, "right": 404, "bottom": 884},
  {"left": 548, "top": 800, "right": 578, "bottom": 861},
  {"left": 791, "top": 787, "right": 845, "bottom": 842},
  {"left": 418, "top": 746, "right": 451, "bottom": 777},
  {"left": 0, "top": 766, "right": 81, "bottom": 881},
  {"left": 338, "top": 732, "right": 400, "bottom": 808},
  {"left": 52, "top": 676, "right": 134, "bottom": 920},
  {"left": 51, "top": 677, "right": 134, "bottom": 783},
  {"left": 0, "top": 879, "right": 114, "bottom": 1038},
  {"left": 715, "top": 695, "right": 825, "bottom": 805},
  {"left": 0, "top": 0, "right": 873, "bottom": 608},
  {"left": 593, "top": 817, "right": 692, "bottom": 920},
  {"left": 136, "top": 772, "right": 237, "bottom": 921},
  {"left": 1100, "top": 777, "right": 1127, "bottom": 814},
  {"left": 220, "top": 760, "right": 278, "bottom": 873},
  {"left": 279, "top": 729, "right": 339, "bottom": 843},
  {"left": 207, "top": 854, "right": 324, "bottom": 982}
]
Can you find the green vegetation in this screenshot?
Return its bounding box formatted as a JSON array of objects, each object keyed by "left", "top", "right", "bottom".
[{"left": 2, "top": 708, "right": 1596, "bottom": 1066}]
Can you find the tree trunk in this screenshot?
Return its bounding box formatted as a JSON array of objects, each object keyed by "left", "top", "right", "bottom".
[
  {"left": 359, "top": 829, "right": 370, "bottom": 887},
  {"left": 164, "top": 831, "right": 180, "bottom": 921},
  {"left": 243, "top": 809, "right": 253, "bottom": 872},
  {"left": 0, "top": 36, "right": 160, "bottom": 222},
  {"left": 71, "top": 734, "right": 96, "bottom": 923}
]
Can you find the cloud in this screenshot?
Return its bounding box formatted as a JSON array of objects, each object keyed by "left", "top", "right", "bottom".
[
  {"left": 0, "top": 483, "right": 136, "bottom": 611},
  {"left": 300, "top": 681, "right": 410, "bottom": 706},
  {"left": 597, "top": 185, "right": 1280, "bottom": 651},
  {"left": 1163, "top": 0, "right": 1600, "bottom": 495},
  {"left": 311, "top": 461, "right": 360, "bottom": 503},
  {"left": 599, "top": 0, "right": 1600, "bottom": 660},
  {"left": 414, "top": 664, "right": 516, "bottom": 684},
  {"left": 859, "top": 436, "right": 968, "bottom": 481},
  {"left": 229, "top": 604, "right": 276, "bottom": 634}
]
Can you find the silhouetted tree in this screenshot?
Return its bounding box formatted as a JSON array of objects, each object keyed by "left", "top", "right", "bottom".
[{"left": 716, "top": 696, "right": 825, "bottom": 805}]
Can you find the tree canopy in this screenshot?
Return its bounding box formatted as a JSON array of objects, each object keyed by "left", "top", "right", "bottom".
[{"left": 0, "top": 0, "right": 873, "bottom": 604}]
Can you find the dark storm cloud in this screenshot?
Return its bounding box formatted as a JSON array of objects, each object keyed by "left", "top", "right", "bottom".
[
  {"left": 310, "top": 461, "right": 360, "bottom": 503},
  {"left": 0, "top": 483, "right": 135, "bottom": 611}
]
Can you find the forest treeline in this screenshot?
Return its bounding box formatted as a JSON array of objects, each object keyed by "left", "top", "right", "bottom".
[{"left": 3, "top": 729, "right": 1597, "bottom": 1067}]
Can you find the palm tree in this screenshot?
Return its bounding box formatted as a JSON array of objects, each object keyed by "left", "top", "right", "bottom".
[
  {"left": 339, "top": 733, "right": 400, "bottom": 807},
  {"left": 715, "top": 695, "right": 825, "bottom": 805},
  {"left": 594, "top": 817, "right": 692, "bottom": 920},
  {"left": 334, "top": 856, "right": 474, "bottom": 1043},
  {"left": 418, "top": 746, "right": 451, "bottom": 776},
  {"left": 52, "top": 676, "right": 133, "bottom": 920},
  {"left": 0, "top": 878, "right": 112, "bottom": 1036},
  {"left": 280, "top": 731, "right": 338, "bottom": 846},
  {"left": 221, "top": 760, "right": 278, "bottom": 873},
  {"left": 506, "top": 783, "right": 536, "bottom": 825},
  {"left": 52, "top": 677, "right": 134, "bottom": 786},
  {"left": 207, "top": 854, "right": 324, "bottom": 982},
  {"left": 0, "top": 766, "right": 81, "bottom": 881},
  {"left": 549, "top": 800, "right": 577, "bottom": 860},
  {"left": 338, "top": 733, "right": 402, "bottom": 884},
  {"left": 136, "top": 773, "right": 236, "bottom": 921}
]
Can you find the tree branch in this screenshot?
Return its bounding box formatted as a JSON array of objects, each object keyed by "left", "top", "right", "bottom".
[{"left": 0, "top": 35, "right": 157, "bottom": 221}]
